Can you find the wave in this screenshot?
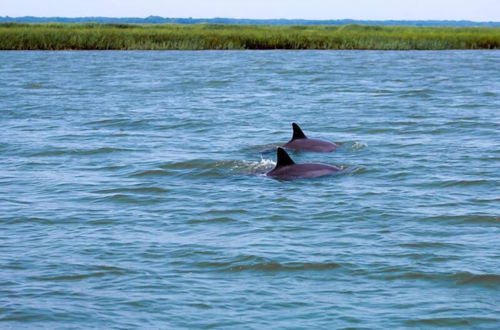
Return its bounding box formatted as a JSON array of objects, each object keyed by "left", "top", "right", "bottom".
[
  {"left": 31, "top": 147, "right": 134, "bottom": 157},
  {"left": 163, "top": 158, "right": 276, "bottom": 176},
  {"left": 399, "top": 242, "right": 463, "bottom": 249},
  {"left": 188, "top": 217, "right": 235, "bottom": 224},
  {"left": 195, "top": 255, "right": 342, "bottom": 273},
  {"left": 93, "top": 194, "right": 165, "bottom": 205},
  {"left": 407, "top": 317, "right": 498, "bottom": 327},
  {"left": 28, "top": 265, "right": 133, "bottom": 282},
  {"left": 440, "top": 179, "right": 493, "bottom": 187},
  {"left": 127, "top": 158, "right": 275, "bottom": 179},
  {"left": 94, "top": 164, "right": 129, "bottom": 171},
  {"left": 421, "top": 215, "right": 499, "bottom": 224},
  {"left": 129, "top": 169, "right": 173, "bottom": 177},
  {"left": 349, "top": 141, "right": 367, "bottom": 150},
  {"left": 85, "top": 118, "right": 153, "bottom": 128},
  {"left": 399, "top": 88, "right": 435, "bottom": 98},
  {"left": 22, "top": 82, "right": 57, "bottom": 90},
  {"left": 92, "top": 186, "right": 169, "bottom": 194},
  {"left": 225, "top": 262, "right": 341, "bottom": 272},
  {"left": 373, "top": 268, "right": 500, "bottom": 287},
  {"left": 86, "top": 185, "right": 171, "bottom": 205},
  {"left": 226, "top": 158, "right": 276, "bottom": 174},
  {"left": 5, "top": 216, "right": 50, "bottom": 224},
  {"left": 4, "top": 216, "right": 83, "bottom": 225},
  {"left": 453, "top": 272, "right": 500, "bottom": 286}
]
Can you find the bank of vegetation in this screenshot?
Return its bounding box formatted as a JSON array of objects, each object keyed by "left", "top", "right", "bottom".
[{"left": 0, "top": 23, "right": 498, "bottom": 50}]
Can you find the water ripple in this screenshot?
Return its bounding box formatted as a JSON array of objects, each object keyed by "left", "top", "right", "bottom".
[
  {"left": 1, "top": 50, "right": 498, "bottom": 329},
  {"left": 31, "top": 147, "right": 135, "bottom": 157},
  {"left": 196, "top": 256, "right": 343, "bottom": 273}
]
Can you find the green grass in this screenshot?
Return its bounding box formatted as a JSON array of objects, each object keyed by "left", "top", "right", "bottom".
[{"left": 0, "top": 23, "right": 499, "bottom": 50}]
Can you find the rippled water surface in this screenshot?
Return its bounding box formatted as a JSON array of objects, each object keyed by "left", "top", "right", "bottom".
[{"left": 1, "top": 50, "right": 499, "bottom": 328}]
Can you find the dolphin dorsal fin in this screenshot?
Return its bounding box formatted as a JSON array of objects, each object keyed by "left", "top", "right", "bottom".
[
  {"left": 291, "top": 123, "right": 307, "bottom": 140},
  {"left": 275, "top": 147, "right": 295, "bottom": 168}
]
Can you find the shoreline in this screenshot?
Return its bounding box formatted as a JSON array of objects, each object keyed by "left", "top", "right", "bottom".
[{"left": 1, "top": 23, "right": 499, "bottom": 50}]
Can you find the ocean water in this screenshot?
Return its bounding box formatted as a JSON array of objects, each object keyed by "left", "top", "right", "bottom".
[{"left": 0, "top": 50, "right": 499, "bottom": 329}]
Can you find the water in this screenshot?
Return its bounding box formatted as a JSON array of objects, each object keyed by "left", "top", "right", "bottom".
[{"left": 0, "top": 50, "right": 499, "bottom": 329}]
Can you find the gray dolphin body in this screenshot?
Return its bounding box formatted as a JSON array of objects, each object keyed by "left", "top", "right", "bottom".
[
  {"left": 282, "top": 123, "right": 338, "bottom": 152},
  {"left": 267, "top": 147, "right": 341, "bottom": 180}
]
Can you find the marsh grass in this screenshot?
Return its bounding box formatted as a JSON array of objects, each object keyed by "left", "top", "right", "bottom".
[{"left": 0, "top": 23, "right": 498, "bottom": 50}]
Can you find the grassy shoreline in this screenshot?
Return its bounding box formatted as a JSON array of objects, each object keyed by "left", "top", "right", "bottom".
[{"left": 1, "top": 23, "right": 499, "bottom": 50}]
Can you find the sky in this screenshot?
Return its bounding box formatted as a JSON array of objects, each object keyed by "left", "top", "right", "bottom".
[{"left": 1, "top": 0, "right": 499, "bottom": 21}]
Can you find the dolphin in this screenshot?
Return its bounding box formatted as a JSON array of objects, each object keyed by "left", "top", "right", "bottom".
[
  {"left": 282, "top": 123, "right": 338, "bottom": 152},
  {"left": 266, "top": 147, "right": 341, "bottom": 180}
]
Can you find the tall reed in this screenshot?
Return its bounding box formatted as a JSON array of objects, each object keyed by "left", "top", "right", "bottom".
[{"left": 0, "top": 23, "right": 498, "bottom": 50}]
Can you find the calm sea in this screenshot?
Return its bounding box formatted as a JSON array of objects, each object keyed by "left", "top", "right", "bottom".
[{"left": 0, "top": 50, "right": 499, "bottom": 329}]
